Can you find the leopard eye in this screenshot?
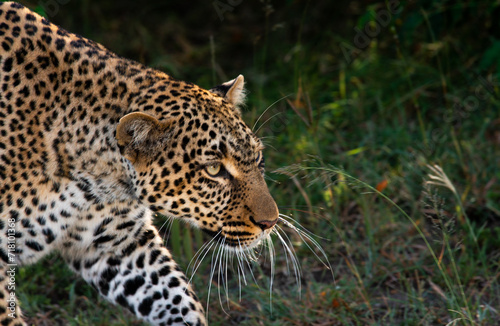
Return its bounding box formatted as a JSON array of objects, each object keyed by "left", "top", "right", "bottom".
[
  {"left": 255, "top": 151, "right": 261, "bottom": 163},
  {"left": 205, "top": 163, "right": 221, "bottom": 176}
]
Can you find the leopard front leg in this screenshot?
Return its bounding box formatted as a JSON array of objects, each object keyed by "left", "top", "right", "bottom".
[
  {"left": 62, "top": 207, "right": 206, "bottom": 326},
  {"left": 0, "top": 264, "right": 26, "bottom": 326}
]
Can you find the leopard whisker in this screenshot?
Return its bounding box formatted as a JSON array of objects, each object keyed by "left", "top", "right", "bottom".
[
  {"left": 258, "top": 136, "right": 277, "bottom": 142},
  {"left": 235, "top": 238, "right": 248, "bottom": 287},
  {"left": 273, "top": 226, "right": 296, "bottom": 276},
  {"left": 273, "top": 225, "right": 302, "bottom": 295},
  {"left": 236, "top": 250, "right": 242, "bottom": 301},
  {"left": 237, "top": 238, "right": 261, "bottom": 297},
  {"left": 157, "top": 215, "right": 174, "bottom": 243},
  {"left": 187, "top": 240, "right": 211, "bottom": 278},
  {"left": 206, "top": 236, "right": 225, "bottom": 318},
  {"left": 278, "top": 213, "right": 330, "bottom": 240},
  {"left": 278, "top": 214, "right": 332, "bottom": 272},
  {"left": 215, "top": 239, "right": 221, "bottom": 309},
  {"left": 187, "top": 230, "right": 221, "bottom": 284},
  {"left": 224, "top": 244, "right": 230, "bottom": 310},
  {"left": 253, "top": 111, "right": 283, "bottom": 136},
  {"left": 258, "top": 135, "right": 276, "bottom": 141},
  {"left": 239, "top": 240, "right": 259, "bottom": 287},
  {"left": 260, "top": 140, "right": 278, "bottom": 152},
  {"left": 215, "top": 239, "right": 230, "bottom": 316},
  {"left": 246, "top": 247, "right": 258, "bottom": 262},
  {"left": 235, "top": 238, "right": 247, "bottom": 302},
  {"left": 265, "top": 235, "right": 276, "bottom": 311},
  {"left": 220, "top": 239, "right": 230, "bottom": 313},
  {"left": 251, "top": 93, "right": 293, "bottom": 133},
  {"left": 255, "top": 237, "right": 266, "bottom": 260}
]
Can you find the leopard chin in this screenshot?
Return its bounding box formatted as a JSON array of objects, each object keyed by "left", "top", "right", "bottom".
[
  {"left": 230, "top": 230, "right": 272, "bottom": 252},
  {"left": 201, "top": 227, "right": 273, "bottom": 252}
]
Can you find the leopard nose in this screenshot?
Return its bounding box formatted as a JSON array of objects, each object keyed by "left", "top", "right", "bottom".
[
  {"left": 249, "top": 174, "right": 279, "bottom": 231},
  {"left": 255, "top": 219, "right": 278, "bottom": 231}
]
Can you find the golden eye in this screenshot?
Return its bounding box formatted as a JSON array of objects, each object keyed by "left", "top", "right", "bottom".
[{"left": 205, "top": 163, "right": 221, "bottom": 176}]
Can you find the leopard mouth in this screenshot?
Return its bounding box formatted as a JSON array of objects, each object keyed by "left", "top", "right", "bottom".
[{"left": 201, "top": 227, "right": 270, "bottom": 251}]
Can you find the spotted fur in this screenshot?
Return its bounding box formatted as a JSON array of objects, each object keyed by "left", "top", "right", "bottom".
[{"left": 0, "top": 2, "right": 279, "bottom": 325}]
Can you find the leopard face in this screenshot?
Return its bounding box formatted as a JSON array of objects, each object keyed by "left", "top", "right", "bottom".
[{"left": 116, "top": 76, "right": 279, "bottom": 250}]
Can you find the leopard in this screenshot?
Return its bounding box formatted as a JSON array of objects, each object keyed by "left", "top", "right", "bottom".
[{"left": 0, "top": 2, "right": 280, "bottom": 325}]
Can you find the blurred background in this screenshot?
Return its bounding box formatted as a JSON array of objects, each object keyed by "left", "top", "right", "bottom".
[{"left": 15, "top": 0, "right": 500, "bottom": 325}]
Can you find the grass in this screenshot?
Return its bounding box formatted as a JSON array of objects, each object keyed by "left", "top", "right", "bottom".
[{"left": 14, "top": 0, "right": 500, "bottom": 325}]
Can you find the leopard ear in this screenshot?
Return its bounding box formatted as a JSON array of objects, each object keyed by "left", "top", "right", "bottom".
[
  {"left": 210, "top": 74, "right": 246, "bottom": 108},
  {"left": 116, "top": 112, "right": 172, "bottom": 164}
]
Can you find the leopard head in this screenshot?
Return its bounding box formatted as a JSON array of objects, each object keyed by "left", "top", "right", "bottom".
[{"left": 116, "top": 75, "right": 279, "bottom": 250}]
